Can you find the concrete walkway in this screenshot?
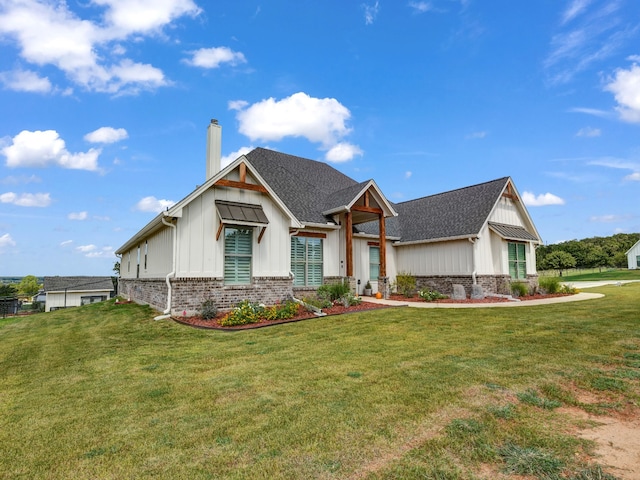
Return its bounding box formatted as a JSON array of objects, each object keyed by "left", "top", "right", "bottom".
[
  {"left": 362, "top": 292, "right": 603, "bottom": 309},
  {"left": 560, "top": 279, "right": 640, "bottom": 289}
]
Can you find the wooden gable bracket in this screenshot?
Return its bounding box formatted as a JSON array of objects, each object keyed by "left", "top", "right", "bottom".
[
  {"left": 214, "top": 163, "right": 268, "bottom": 194},
  {"left": 216, "top": 221, "right": 224, "bottom": 241},
  {"left": 502, "top": 182, "right": 516, "bottom": 200},
  {"left": 257, "top": 226, "right": 266, "bottom": 244}
]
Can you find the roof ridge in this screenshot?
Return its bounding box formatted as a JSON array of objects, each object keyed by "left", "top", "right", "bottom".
[{"left": 394, "top": 176, "right": 510, "bottom": 206}]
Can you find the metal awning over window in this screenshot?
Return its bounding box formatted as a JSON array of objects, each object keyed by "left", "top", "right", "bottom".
[
  {"left": 215, "top": 200, "right": 269, "bottom": 243},
  {"left": 488, "top": 222, "right": 538, "bottom": 242}
]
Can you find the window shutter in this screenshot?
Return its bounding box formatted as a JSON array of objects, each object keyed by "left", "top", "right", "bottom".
[{"left": 224, "top": 228, "right": 252, "bottom": 284}]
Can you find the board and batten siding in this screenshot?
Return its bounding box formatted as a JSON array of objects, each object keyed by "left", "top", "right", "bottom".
[
  {"left": 119, "top": 226, "right": 173, "bottom": 279},
  {"left": 627, "top": 241, "right": 640, "bottom": 269},
  {"left": 395, "top": 239, "right": 473, "bottom": 276},
  {"left": 174, "top": 186, "right": 292, "bottom": 278},
  {"left": 489, "top": 197, "right": 525, "bottom": 227},
  {"left": 353, "top": 237, "right": 396, "bottom": 294}
]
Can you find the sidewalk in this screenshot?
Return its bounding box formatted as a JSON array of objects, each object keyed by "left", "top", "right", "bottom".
[{"left": 361, "top": 292, "right": 604, "bottom": 309}]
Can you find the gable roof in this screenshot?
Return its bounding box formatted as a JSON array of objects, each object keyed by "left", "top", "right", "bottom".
[
  {"left": 245, "top": 148, "right": 360, "bottom": 224},
  {"left": 44, "top": 276, "right": 114, "bottom": 293}
]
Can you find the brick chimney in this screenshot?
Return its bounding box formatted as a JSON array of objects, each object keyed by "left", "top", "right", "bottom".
[{"left": 206, "top": 119, "right": 222, "bottom": 180}]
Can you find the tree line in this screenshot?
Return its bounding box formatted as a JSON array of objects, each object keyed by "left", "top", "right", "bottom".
[{"left": 536, "top": 232, "right": 640, "bottom": 275}]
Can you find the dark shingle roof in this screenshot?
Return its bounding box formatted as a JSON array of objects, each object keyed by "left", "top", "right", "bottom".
[
  {"left": 44, "top": 276, "right": 114, "bottom": 292},
  {"left": 357, "top": 177, "right": 511, "bottom": 242},
  {"left": 245, "top": 148, "right": 359, "bottom": 224}
]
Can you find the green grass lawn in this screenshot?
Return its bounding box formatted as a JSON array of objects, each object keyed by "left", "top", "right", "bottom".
[
  {"left": 1, "top": 284, "right": 639, "bottom": 479},
  {"left": 544, "top": 268, "right": 640, "bottom": 282}
]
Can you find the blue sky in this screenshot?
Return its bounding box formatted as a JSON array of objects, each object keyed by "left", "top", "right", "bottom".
[{"left": 1, "top": 0, "right": 639, "bottom": 276}]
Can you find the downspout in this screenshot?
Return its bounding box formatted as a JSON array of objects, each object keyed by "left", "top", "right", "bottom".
[
  {"left": 154, "top": 216, "right": 177, "bottom": 320},
  {"left": 468, "top": 237, "right": 477, "bottom": 285}
]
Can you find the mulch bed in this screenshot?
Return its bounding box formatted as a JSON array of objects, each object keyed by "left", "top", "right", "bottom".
[
  {"left": 387, "top": 293, "right": 572, "bottom": 303},
  {"left": 172, "top": 301, "right": 392, "bottom": 330},
  {"left": 172, "top": 293, "right": 575, "bottom": 330}
]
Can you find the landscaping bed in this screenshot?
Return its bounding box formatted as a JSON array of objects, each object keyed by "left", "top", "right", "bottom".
[{"left": 386, "top": 292, "right": 573, "bottom": 303}]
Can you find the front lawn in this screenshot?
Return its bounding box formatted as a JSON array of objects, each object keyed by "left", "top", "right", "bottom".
[{"left": 1, "top": 284, "right": 639, "bottom": 479}]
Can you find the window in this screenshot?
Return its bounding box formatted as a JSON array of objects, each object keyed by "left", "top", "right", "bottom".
[
  {"left": 144, "top": 241, "right": 148, "bottom": 269},
  {"left": 508, "top": 242, "right": 527, "bottom": 279},
  {"left": 224, "top": 227, "right": 252, "bottom": 284},
  {"left": 81, "top": 295, "right": 107, "bottom": 306},
  {"left": 291, "top": 237, "right": 323, "bottom": 286},
  {"left": 369, "top": 246, "right": 380, "bottom": 281},
  {"left": 636, "top": 255, "right": 640, "bottom": 268}
]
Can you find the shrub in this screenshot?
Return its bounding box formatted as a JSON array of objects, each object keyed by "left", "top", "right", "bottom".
[
  {"left": 393, "top": 272, "right": 416, "bottom": 297},
  {"left": 317, "top": 280, "right": 351, "bottom": 302},
  {"left": 418, "top": 289, "right": 447, "bottom": 302},
  {"left": 339, "top": 292, "right": 361, "bottom": 307},
  {"left": 200, "top": 299, "right": 218, "bottom": 320},
  {"left": 560, "top": 284, "right": 578, "bottom": 294},
  {"left": 510, "top": 281, "right": 528, "bottom": 297},
  {"left": 538, "top": 276, "right": 561, "bottom": 294}
]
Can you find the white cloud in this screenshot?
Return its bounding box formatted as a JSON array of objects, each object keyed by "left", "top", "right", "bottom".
[
  {"left": 0, "top": 68, "right": 51, "bottom": 93},
  {"left": 84, "top": 127, "right": 128, "bottom": 144},
  {"left": 235, "top": 92, "right": 355, "bottom": 148},
  {"left": 405, "top": 171, "right": 413, "bottom": 179},
  {"left": 184, "top": 47, "right": 247, "bottom": 69},
  {"left": 228, "top": 99, "right": 249, "bottom": 111},
  {"left": 0, "top": 174, "right": 41, "bottom": 185},
  {"left": 624, "top": 172, "right": 640, "bottom": 181},
  {"left": 76, "top": 243, "right": 114, "bottom": 258},
  {"left": 60, "top": 240, "right": 73, "bottom": 246},
  {"left": 561, "top": 0, "right": 592, "bottom": 25},
  {"left": 0, "top": 0, "right": 199, "bottom": 94},
  {"left": 408, "top": 2, "right": 435, "bottom": 14},
  {"left": 568, "top": 107, "right": 611, "bottom": 118},
  {"left": 605, "top": 62, "right": 640, "bottom": 123},
  {"left": 0, "top": 233, "right": 16, "bottom": 249},
  {"left": 325, "top": 142, "right": 363, "bottom": 163},
  {"left": 465, "top": 131, "right": 487, "bottom": 139},
  {"left": 2, "top": 130, "right": 101, "bottom": 171},
  {"left": 522, "top": 191, "right": 565, "bottom": 207},
  {"left": 589, "top": 214, "right": 628, "bottom": 223},
  {"left": 0, "top": 192, "right": 51, "bottom": 207},
  {"left": 221, "top": 146, "right": 254, "bottom": 169},
  {"left": 363, "top": 1, "right": 380, "bottom": 25},
  {"left": 68, "top": 211, "right": 88, "bottom": 220},
  {"left": 135, "top": 196, "right": 175, "bottom": 213},
  {"left": 576, "top": 126, "right": 601, "bottom": 137}
]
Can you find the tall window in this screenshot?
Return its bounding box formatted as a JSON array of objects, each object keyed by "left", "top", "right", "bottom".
[
  {"left": 224, "top": 227, "right": 252, "bottom": 284},
  {"left": 291, "top": 237, "right": 323, "bottom": 286},
  {"left": 636, "top": 255, "right": 640, "bottom": 268},
  {"left": 508, "top": 242, "right": 526, "bottom": 279},
  {"left": 369, "top": 246, "right": 380, "bottom": 281}
]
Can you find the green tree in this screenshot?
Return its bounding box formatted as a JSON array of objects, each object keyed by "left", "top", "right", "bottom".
[
  {"left": 17, "top": 275, "right": 41, "bottom": 297},
  {"left": 113, "top": 261, "right": 120, "bottom": 276},
  {"left": 612, "top": 251, "right": 628, "bottom": 268},
  {"left": 542, "top": 251, "right": 576, "bottom": 277},
  {"left": 0, "top": 284, "right": 18, "bottom": 297}
]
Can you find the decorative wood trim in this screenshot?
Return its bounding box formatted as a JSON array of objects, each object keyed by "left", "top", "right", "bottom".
[
  {"left": 257, "top": 226, "right": 266, "bottom": 244},
  {"left": 502, "top": 182, "right": 516, "bottom": 200},
  {"left": 367, "top": 241, "right": 380, "bottom": 246},
  {"left": 379, "top": 214, "right": 387, "bottom": 277},
  {"left": 351, "top": 205, "right": 383, "bottom": 214},
  {"left": 293, "top": 232, "right": 327, "bottom": 239},
  {"left": 364, "top": 190, "right": 370, "bottom": 207},
  {"left": 239, "top": 162, "right": 247, "bottom": 183},
  {"left": 216, "top": 222, "right": 224, "bottom": 241},
  {"left": 215, "top": 178, "right": 268, "bottom": 193},
  {"left": 345, "top": 212, "right": 353, "bottom": 277}
]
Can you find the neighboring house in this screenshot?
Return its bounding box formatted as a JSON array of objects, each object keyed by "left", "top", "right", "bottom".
[
  {"left": 32, "top": 289, "right": 46, "bottom": 304},
  {"left": 44, "top": 276, "right": 115, "bottom": 312},
  {"left": 626, "top": 240, "right": 640, "bottom": 270},
  {"left": 116, "top": 120, "right": 542, "bottom": 316}
]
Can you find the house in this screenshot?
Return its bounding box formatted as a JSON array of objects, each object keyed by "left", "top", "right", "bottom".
[
  {"left": 115, "top": 120, "right": 542, "bottom": 316},
  {"left": 626, "top": 239, "right": 640, "bottom": 270},
  {"left": 43, "top": 276, "right": 115, "bottom": 312}
]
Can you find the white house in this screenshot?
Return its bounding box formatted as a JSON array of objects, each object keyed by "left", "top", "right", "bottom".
[
  {"left": 44, "top": 276, "right": 114, "bottom": 312},
  {"left": 115, "top": 120, "right": 542, "bottom": 316},
  {"left": 626, "top": 240, "right": 640, "bottom": 270}
]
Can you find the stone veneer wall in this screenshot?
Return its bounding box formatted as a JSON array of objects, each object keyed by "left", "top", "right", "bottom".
[
  {"left": 414, "top": 274, "right": 539, "bottom": 297},
  {"left": 119, "top": 276, "right": 294, "bottom": 316}
]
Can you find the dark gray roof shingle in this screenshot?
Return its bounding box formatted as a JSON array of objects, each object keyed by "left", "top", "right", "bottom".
[{"left": 44, "top": 276, "right": 114, "bottom": 292}]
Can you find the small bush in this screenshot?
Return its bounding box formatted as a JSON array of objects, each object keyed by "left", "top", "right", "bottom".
[
  {"left": 393, "top": 272, "right": 417, "bottom": 297},
  {"left": 510, "top": 281, "right": 528, "bottom": 297},
  {"left": 560, "top": 283, "right": 578, "bottom": 294},
  {"left": 218, "top": 300, "right": 301, "bottom": 327},
  {"left": 499, "top": 443, "right": 563, "bottom": 477},
  {"left": 538, "top": 276, "right": 561, "bottom": 294},
  {"left": 318, "top": 280, "right": 351, "bottom": 302},
  {"left": 340, "top": 292, "right": 361, "bottom": 307},
  {"left": 517, "top": 389, "right": 562, "bottom": 409},
  {"left": 200, "top": 299, "right": 218, "bottom": 320},
  {"left": 418, "top": 289, "right": 448, "bottom": 302}
]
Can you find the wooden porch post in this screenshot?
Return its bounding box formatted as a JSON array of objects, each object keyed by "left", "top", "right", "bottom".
[
  {"left": 345, "top": 211, "right": 353, "bottom": 277},
  {"left": 379, "top": 213, "right": 386, "bottom": 277}
]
